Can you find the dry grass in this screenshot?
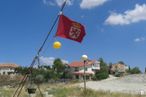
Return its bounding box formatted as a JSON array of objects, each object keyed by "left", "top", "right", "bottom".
[
  {"left": 51, "top": 86, "right": 146, "bottom": 97},
  {"left": 0, "top": 83, "right": 145, "bottom": 97}
]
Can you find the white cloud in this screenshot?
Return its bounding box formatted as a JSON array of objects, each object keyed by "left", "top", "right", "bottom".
[
  {"left": 39, "top": 56, "right": 69, "bottom": 66},
  {"left": 56, "top": 0, "right": 73, "bottom": 6},
  {"left": 80, "top": 0, "right": 108, "bottom": 9},
  {"left": 48, "top": 2, "right": 55, "bottom": 6},
  {"left": 62, "top": 59, "right": 69, "bottom": 64},
  {"left": 105, "top": 4, "right": 146, "bottom": 25},
  {"left": 43, "top": 0, "right": 47, "bottom": 4},
  {"left": 134, "top": 37, "right": 145, "bottom": 42},
  {"left": 43, "top": 0, "right": 73, "bottom": 7},
  {"left": 43, "top": 0, "right": 55, "bottom": 6}
]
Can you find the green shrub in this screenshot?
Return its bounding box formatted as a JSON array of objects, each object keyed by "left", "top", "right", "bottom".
[
  {"left": 95, "top": 58, "right": 109, "bottom": 80},
  {"left": 91, "top": 75, "right": 97, "bottom": 80},
  {"left": 130, "top": 67, "right": 141, "bottom": 74},
  {"left": 95, "top": 71, "right": 109, "bottom": 80},
  {"left": 114, "top": 71, "right": 123, "bottom": 77}
]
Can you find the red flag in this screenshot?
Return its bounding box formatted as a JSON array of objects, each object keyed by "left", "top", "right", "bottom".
[{"left": 55, "top": 15, "right": 86, "bottom": 43}]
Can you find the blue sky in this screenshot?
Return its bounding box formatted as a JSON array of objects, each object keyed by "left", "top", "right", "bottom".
[{"left": 0, "top": 0, "right": 146, "bottom": 71}]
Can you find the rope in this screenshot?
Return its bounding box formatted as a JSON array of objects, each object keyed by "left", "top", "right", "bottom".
[
  {"left": 37, "top": 84, "right": 44, "bottom": 97},
  {"left": 12, "top": 75, "right": 28, "bottom": 97},
  {"left": 37, "top": 54, "right": 41, "bottom": 68},
  {"left": 38, "top": 0, "right": 67, "bottom": 54},
  {"left": 12, "top": 0, "right": 68, "bottom": 97},
  {"left": 13, "top": 56, "right": 37, "bottom": 97}
]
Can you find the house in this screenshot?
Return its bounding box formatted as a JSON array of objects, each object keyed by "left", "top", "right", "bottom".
[
  {"left": 110, "top": 63, "right": 128, "bottom": 74},
  {"left": 69, "top": 60, "right": 100, "bottom": 80},
  {"left": 0, "top": 63, "right": 19, "bottom": 75}
]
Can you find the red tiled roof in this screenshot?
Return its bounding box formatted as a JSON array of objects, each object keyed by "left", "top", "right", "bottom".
[
  {"left": 69, "top": 60, "right": 96, "bottom": 67},
  {"left": 0, "top": 64, "right": 19, "bottom": 68}
]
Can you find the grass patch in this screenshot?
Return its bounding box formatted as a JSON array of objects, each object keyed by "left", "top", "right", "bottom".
[
  {"left": 0, "top": 88, "right": 14, "bottom": 97},
  {"left": 0, "top": 84, "right": 145, "bottom": 97},
  {"left": 50, "top": 86, "right": 146, "bottom": 97}
]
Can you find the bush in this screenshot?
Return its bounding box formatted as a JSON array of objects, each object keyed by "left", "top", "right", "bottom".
[
  {"left": 95, "top": 71, "right": 109, "bottom": 80},
  {"left": 91, "top": 75, "right": 97, "bottom": 80},
  {"left": 34, "top": 74, "right": 44, "bottom": 84},
  {"left": 0, "top": 75, "right": 22, "bottom": 87},
  {"left": 95, "top": 58, "right": 109, "bottom": 80},
  {"left": 129, "top": 67, "right": 141, "bottom": 74},
  {"left": 115, "top": 71, "right": 123, "bottom": 77}
]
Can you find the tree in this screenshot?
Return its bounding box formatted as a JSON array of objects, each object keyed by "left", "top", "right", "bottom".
[
  {"left": 130, "top": 67, "right": 141, "bottom": 74},
  {"left": 95, "top": 58, "right": 109, "bottom": 80},
  {"left": 128, "top": 66, "right": 131, "bottom": 71},
  {"left": 53, "top": 58, "right": 65, "bottom": 79},
  {"left": 15, "top": 67, "right": 29, "bottom": 75},
  {"left": 118, "top": 61, "right": 125, "bottom": 64},
  {"left": 109, "top": 62, "right": 113, "bottom": 68},
  {"left": 108, "top": 62, "right": 113, "bottom": 74},
  {"left": 62, "top": 64, "right": 73, "bottom": 79},
  {"left": 145, "top": 67, "right": 146, "bottom": 73},
  {"left": 126, "top": 66, "right": 131, "bottom": 73}
]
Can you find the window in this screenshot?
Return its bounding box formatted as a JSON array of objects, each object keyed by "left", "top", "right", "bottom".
[
  {"left": 75, "top": 67, "right": 79, "bottom": 71},
  {"left": 85, "top": 67, "right": 87, "bottom": 71},
  {"left": 75, "top": 75, "right": 79, "bottom": 79}
]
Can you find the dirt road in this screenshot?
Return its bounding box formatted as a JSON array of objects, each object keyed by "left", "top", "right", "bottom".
[{"left": 79, "top": 74, "right": 146, "bottom": 94}]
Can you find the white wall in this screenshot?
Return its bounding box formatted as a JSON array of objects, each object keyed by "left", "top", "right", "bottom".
[
  {"left": 71, "top": 61, "right": 100, "bottom": 74},
  {"left": 0, "top": 68, "right": 15, "bottom": 75}
]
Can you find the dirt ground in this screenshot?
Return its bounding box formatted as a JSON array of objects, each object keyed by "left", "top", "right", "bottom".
[{"left": 79, "top": 74, "right": 146, "bottom": 95}]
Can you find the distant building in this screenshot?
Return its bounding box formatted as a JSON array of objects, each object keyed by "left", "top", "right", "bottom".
[
  {"left": 0, "top": 64, "right": 19, "bottom": 75},
  {"left": 110, "top": 63, "right": 128, "bottom": 74},
  {"left": 69, "top": 60, "right": 100, "bottom": 80}
]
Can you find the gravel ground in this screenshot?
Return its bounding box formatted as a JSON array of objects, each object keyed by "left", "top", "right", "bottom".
[{"left": 79, "top": 74, "right": 146, "bottom": 95}]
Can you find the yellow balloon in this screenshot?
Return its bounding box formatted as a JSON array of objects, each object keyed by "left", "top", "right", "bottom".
[{"left": 53, "top": 41, "right": 61, "bottom": 49}]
